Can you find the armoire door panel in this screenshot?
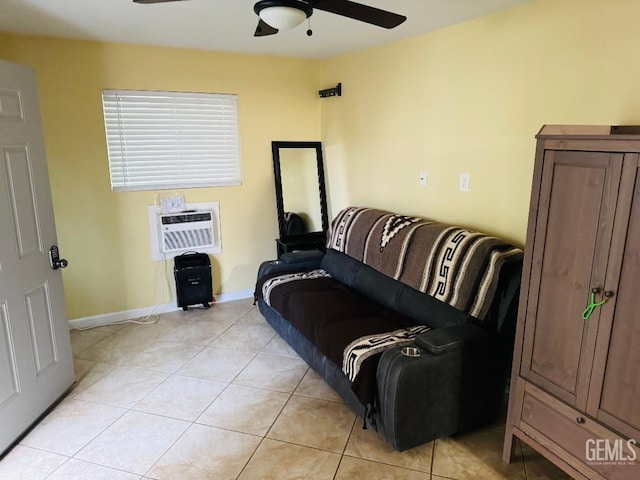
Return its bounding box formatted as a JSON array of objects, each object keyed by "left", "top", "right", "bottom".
[
  {"left": 522, "top": 150, "right": 621, "bottom": 406},
  {"left": 589, "top": 157, "right": 640, "bottom": 440}
]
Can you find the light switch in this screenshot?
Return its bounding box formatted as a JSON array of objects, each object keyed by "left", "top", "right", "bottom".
[{"left": 459, "top": 173, "right": 470, "bottom": 192}]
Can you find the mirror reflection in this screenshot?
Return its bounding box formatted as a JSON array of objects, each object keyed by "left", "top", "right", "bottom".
[
  {"left": 272, "top": 141, "right": 329, "bottom": 257},
  {"left": 279, "top": 148, "right": 322, "bottom": 233}
]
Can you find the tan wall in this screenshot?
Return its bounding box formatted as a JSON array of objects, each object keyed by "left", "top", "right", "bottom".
[
  {"left": 0, "top": 34, "right": 321, "bottom": 319},
  {"left": 3, "top": 0, "right": 640, "bottom": 319},
  {"left": 319, "top": 0, "right": 640, "bottom": 245}
]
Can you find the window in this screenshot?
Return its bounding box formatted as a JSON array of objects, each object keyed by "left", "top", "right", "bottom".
[{"left": 102, "top": 90, "right": 241, "bottom": 192}]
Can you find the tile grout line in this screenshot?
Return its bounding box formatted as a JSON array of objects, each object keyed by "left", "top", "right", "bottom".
[
  {"left": 110, "top": 364, "right": 188, "bottom": 479},
  {"left": 336, "top": 413, "right": 433, "bottom": 477},
  {"left": 429, "top": 439, "right": 436, "bottom": 480},
  {"left": 73, "top": 310, "right": 235, "bottom": 478},
  {"left": 16, "top": 401, "right": 138, "bottom": 478},
  {"left": 518, "top": 439, "right": 529, "bottom": 480},
  {"left": 227, "top": 314, "right": 309, "bottom": 479},
  {"left": 140, "top": 306, "right": 261, "bottom": 478},
  {"left": 141, "top": 417, "right": 192, "bottom": 479},
  {"left": 234, "top": 364, "right": 309, "bottom": 479},
  {"left": 48, "top": 453, "right": 144, "bottom": 479},
  {"left": 332, "top": 414, "right": 360, "bottom": 479}
]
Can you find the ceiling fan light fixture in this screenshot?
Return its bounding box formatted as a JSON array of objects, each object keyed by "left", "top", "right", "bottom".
[
  {"left": 261, "top": 6, "right": 306, "bottom": 29},
  {"left": 254, "top": 1, "right": 312, "bottom": 30}
]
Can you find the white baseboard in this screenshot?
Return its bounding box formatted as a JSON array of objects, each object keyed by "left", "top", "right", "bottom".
[
  {"left": 68, "top": 289, "right": 254, "bottom": 330},
  {"left": 214, "top": 289, "right": 254, "bottom": 303}
]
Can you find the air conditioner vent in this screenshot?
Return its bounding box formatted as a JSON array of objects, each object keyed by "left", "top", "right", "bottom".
[
  {"left": 163, "top": 227, "right": 213, "bottom": 252},
  {"left": 148, "top": 202, "right": 221, "bottom": 261},
  {"left": 158, "top": 210, "right": 214, "bottom": 253}
]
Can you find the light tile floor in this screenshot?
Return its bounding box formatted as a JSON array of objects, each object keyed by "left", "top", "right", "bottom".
[{"left": 0, "top": 299, "right": 573, "bottom": 479}]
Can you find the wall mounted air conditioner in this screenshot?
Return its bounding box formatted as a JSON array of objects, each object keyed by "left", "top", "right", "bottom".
[
  {"left": 159, "top": 210, "right": 214, "bottom": 253},
  {"left": 147, "top": 201, "right": 221, "bottom": 261}
]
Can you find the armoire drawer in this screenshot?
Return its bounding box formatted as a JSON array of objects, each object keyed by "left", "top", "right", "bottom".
[{"left": 519, "top": 382, "right": 640, "bottom": 480}]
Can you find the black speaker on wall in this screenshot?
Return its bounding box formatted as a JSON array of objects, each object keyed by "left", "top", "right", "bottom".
[{"left": 174, "top": 252, "right": 212, "bottom": 311}]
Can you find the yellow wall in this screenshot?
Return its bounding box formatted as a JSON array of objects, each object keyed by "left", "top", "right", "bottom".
[
  {"left": 3, "top": 0, "right": 640, "bottom": 319},
  {"left": 320, "top": 0, "right": 640, "bottom": 245},
  {"left": 0, "top": 34, "right": 321, "bottom": 319}
]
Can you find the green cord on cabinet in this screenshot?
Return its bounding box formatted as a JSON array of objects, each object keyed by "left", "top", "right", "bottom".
[{"left": 581, "top": 291, "right": 607, "bottom": 320}]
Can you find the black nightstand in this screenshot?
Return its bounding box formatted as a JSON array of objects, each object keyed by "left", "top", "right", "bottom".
[{"left": 276, "top": 232, "right": 326, "bottom": 258}]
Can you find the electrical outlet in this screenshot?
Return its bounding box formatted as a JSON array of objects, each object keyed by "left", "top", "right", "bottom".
[
  {"left": 459, "top": 173, "right": 470, "bottom": 192},
  {"left": 419, "top": 171, "right": 428, "bottom": 187}
]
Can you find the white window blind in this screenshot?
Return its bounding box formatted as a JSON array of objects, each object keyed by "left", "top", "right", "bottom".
[{"left": 102, "top": 90, "right": 241, "bottom": 192}]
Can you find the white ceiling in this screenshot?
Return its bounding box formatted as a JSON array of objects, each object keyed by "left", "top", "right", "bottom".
[{"left": 0, "top": 0, "right": 531, "bottom": 59}]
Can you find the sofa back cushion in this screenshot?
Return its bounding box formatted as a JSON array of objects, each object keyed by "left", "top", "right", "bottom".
[
  {"left": 326, "top": 207, "right": 523, "bottom": 322},
  {"left": 321, "top": 249, "right": 471, "bottom": 330}
]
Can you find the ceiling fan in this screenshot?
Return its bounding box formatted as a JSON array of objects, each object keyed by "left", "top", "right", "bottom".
[{"left": 133, "top": 0, "right": 406, "bottom": 37}]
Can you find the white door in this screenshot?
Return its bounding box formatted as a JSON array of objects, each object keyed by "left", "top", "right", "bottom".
[{"left": 0, "top": 60, "right": 74, "bottom": 456}]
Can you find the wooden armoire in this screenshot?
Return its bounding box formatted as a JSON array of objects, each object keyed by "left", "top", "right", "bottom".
[{"left": 504, "top": 125, "right": 640, "bottom": 479}]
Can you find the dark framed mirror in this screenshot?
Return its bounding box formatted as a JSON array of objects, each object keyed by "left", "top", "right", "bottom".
[{"left": 272, "top": 141, "right": 329, "bottom": 257}]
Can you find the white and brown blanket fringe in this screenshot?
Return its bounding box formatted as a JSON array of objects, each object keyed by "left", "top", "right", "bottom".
[
  {"left": 262, "top": 269, "right": 331, "bottom": 307},
  {"left": 342, "top": 325, "right": 430, "bottom": 382},
  {"left": 327, "top": 207, "right": 523, "bottom": 321}
]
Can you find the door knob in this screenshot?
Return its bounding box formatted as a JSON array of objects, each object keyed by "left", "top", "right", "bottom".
[{"left": 49, "top": 246, "right": 68, "bottom": 270}]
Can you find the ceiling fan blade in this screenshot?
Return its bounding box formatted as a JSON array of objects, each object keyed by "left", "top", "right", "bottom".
[
  {"left": 254, "top": 19, "right": 279, "bottom": 37},
  {"left": 313, "top": 0, "right": 406, "bottom": 29},
  {"left": 133, "top": 0, "right": 188, "bottom": 4}
]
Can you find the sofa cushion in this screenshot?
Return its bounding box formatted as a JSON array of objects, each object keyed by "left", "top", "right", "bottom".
[
  {"left": 321, "top": 249, "right": 472, "bottom": 330},
  {"left": 261, "top": 273, "right": 418, "bottom": 404}
]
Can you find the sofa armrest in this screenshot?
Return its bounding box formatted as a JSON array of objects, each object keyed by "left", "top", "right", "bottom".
[
  {"left": 376, "top": 328, "right": 503, "bottom": 451},
  {"left": 255, "top": 251, "right": 326, "bottom": 303},
  {"left": 415, "top": 324, "right": 491, "bottom": 356},
  {"left": 257, "top": 251, "right": 324, "bottom": 279},
  {"left": 280, "top": 250, "right": 324, "bottom": 266}
]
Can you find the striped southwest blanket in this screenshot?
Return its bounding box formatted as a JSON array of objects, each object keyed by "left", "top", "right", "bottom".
[{"left": 327, "top": 207, "right": 523, "bottom": 321}]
